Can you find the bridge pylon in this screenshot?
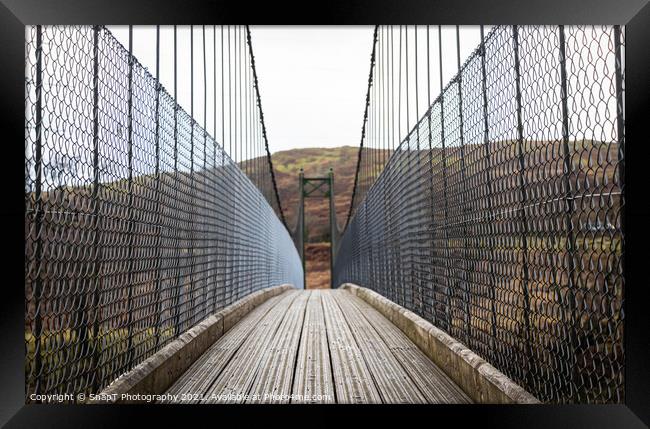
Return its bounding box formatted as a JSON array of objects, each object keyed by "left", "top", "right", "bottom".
[{"left": 295, "top": 167, "right": 340, "bottom": 288}]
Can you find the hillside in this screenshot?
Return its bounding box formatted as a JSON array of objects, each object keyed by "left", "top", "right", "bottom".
[{"left": 272, "top": 146, "right": 360, "bottom": 242}]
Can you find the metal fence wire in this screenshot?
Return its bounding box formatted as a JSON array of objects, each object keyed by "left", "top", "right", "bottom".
[
  {"left": 24, "top": 25, "right": 303, "bottom": 401},
  {"left": 334, "top": 25, "right": 625, "bottom": 403}
]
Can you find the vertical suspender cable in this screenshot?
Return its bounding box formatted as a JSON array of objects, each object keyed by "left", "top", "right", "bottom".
[
  {"left": 228, "top": 26, "right": 232, "bottom": 159},
  {"left": 390, "top": 26, "right": 394, "bottom": 151},
  {"left": 512, "top": 25, "right": 535, "bottom": 386},
  {"left": 479, "top": 25, "right": 499, "bottom": 364},
  {"left": 201, "top": 25, "right": 209, "bottom": 318},
  {"left": 397, "top": 25, "right": 402, "bottom": 146},
  {"left": 425, "top": 24, "right": 438, "bottom": 326},
  {"left": 439, "top": 24, "right": 452, "bottom": 331},
  {"left": 456, "top": 25, "right": 472, "bottom": 346},
  {"left": 224, "top": 25, "right": 234, "bottom": 305},
  {"left": 415, "top": 26, "right": 419, "bottom": 122},
  {"left": 382, "top": 26, "right": 385, "bottom": 176},
  {"left": 406, "top": 26, "right": 410, "bottom": 133},
  {"left": 235, "top": 25, "right": 244, "bottom": 167},
  {"left": 153, "top": 25, "right": 163, "bottom": 348},
  {"left": 172, "top": 25, "right": 183, "bottom": 336},
  {"left": 89, "top": 25, "right": 103, "bottom": 394},
  {"left": 125, "top": 25, "right": 136, "bottom": 371},
  {"left": 188, "top": 25, "right": 197, "bottom": 324},
  {"left": 212, "top": 25, "right": 219, "bottom": 312},
  {"left": 426, "top": 26, "right": 431, "bottom": 107},
  {"left": 413, "top": 25, "right": 421, "bottom": 314},
  {"left": 234, "top": 27, "right": 238, "bottom": 164}
]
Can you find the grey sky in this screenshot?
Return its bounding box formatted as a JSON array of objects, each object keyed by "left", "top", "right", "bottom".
[
  {"left": 106, "top": 25, "right": 487, "bottom": 155},
  {"left": 250, "top": 26, "right": 373, "bottom": 153}
]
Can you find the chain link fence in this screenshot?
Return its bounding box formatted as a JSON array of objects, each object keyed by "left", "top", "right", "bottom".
[
  {"left": 334, "top": 25, "right": 625, "bottom": 403},
  {"left": 24, "top": 25, "right": 302, "bottom": 401}
]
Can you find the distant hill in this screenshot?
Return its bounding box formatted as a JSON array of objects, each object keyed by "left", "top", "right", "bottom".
[{"left": 272, "top": 146, "right": 360, "bottom": 243}]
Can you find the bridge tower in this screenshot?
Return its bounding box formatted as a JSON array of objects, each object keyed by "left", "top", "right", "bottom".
[{"left": 296, "top": 167, "right": 340, "bottom": 288}]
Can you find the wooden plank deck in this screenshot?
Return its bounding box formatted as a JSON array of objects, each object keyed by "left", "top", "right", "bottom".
[{"left": 164, "top": 289, "right": 472, "bottom": 404}]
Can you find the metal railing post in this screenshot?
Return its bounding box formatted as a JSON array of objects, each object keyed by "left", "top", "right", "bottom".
[
  {"left": 298, "top": 168, "right": 305, "bottom": 289},
  {"left": 89, "top": 25, "right": 104, "bottom": 394},
  {"left": 172, "top": 25, "right": 183, "bottom": 337},
  {"left": 479, "top": 26, "right": 499, "bottom": 365},
  {"left": 439, "top": 26, "right": 453, "bottom": 333},
  {"left": 328, "top": 168, "right": 336, "bottom": 289},
  {"left": 125, "top": 25, "right": 136, "bottom": 372},
  {"left": 32, "top": 24, "right": 44, "bottom": 396},
  {"left": 613, "top": 24, "right": 626, "bottom": 404},
  {"left": 153, "top": 25, "right": 163, "bottom": 349},
  {"left": 188, "top": 25, "right": 197, "bottom": 325},
  {"left": 455, "top": 25, "right": 472, "bottom": 347},
  {"left": 512, "top": 25, "right": 535, "bottom": 387},
  {"left": 557, "top": 24, "right": 579, "bottom": 400}
]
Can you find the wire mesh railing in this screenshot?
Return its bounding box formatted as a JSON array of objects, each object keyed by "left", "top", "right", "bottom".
[
  {"left": 334, "top": 25, "right": 625, "bottom": 403},
  {"left": 24, "top": 25, "right": 302, "bottom": 401}
]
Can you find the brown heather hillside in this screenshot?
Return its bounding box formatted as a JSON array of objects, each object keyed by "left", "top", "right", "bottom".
[{"left": 272, "top": 146, "right": 359, "bottom": 242}]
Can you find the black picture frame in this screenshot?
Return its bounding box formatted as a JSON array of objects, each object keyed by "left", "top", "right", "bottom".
[{"left": 1, "top": 0, "right": 648, "bottom": 426}]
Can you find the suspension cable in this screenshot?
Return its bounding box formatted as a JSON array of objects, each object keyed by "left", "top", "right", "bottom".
[
  {"left": 345, "top": 25, "right": 379, "bottom": 231},
  {"left": 245, "top": 25, "right": 288, "bottom": 228}
]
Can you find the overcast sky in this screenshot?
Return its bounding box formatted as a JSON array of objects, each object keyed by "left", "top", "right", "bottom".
[
  {"left": 250, "top": 26, "right": 372, "bottom": 153},
  {"left": 106, "top": 25, "right": 486, "bottom": 155}
]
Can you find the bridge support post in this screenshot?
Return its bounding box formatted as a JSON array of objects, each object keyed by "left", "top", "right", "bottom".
[
  {"left": 328, "top": 168, "right": 338, "bottom": 289},
  {"left": 298, "top": 168, "right": 338, "bottom": 289},
  {"left": 298, "top": 169, "right": 305, "bottom": 289},
  {"left": 31, "top": 24, "right": 44, "bottom": 397}
]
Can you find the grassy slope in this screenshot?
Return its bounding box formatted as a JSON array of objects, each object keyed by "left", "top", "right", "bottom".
[{"left": 272, "top": 146, "right": 359, "bottom": 242}]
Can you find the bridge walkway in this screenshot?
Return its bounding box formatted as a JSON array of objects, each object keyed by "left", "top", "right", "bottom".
[{"left": 163, "top": 289, "right": 472, "bottom": 404}]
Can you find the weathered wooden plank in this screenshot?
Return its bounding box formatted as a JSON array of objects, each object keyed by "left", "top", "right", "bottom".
[
  {"left": 331, "top": 289, "right": 427, "bottom": 403},
  {"left": 161, "top": 289, "right": 473, "bottom": 405},
  {"left": 291, "top": 290, "right": 335, "bottom": 404},
  {"left": 343, "top": 290, "right": 473, "bottom": 403},
  {"left": 246, "top": 291, "right": 310, "bottom": 403},
  {"left": 203, "top": 290, "right": 300, "bottom": 403},
  {"left": 320, "top": 290, "right": 382, "bottom": 404},
  {"left": 162, "top": 291, "right": 291, "bottom": 402}
]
